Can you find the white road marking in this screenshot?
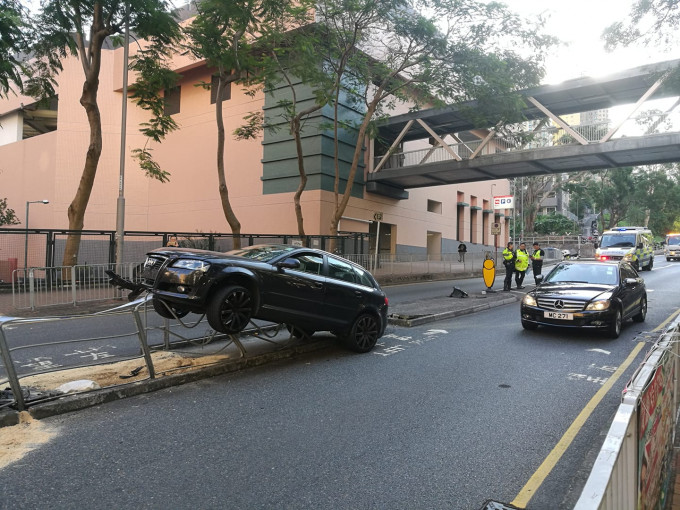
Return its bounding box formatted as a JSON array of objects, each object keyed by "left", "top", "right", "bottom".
[
  {"left": 587, "top": 348, "right": 611, "bottom": 355},
  {"left": 424, "top": 329, "right": 448, "bottom": 335}
]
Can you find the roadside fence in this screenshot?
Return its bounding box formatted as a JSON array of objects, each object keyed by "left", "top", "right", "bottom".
[
  {"left": 5, "top": 246, "right": 566, "bottom": 311},
  {"left": 575, "top": 315, "right": 680, "bottom": 509}
]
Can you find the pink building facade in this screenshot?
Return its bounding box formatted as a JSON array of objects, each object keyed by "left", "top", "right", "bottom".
[{"left": 0, "top": 39, "right": 511, "bottom": 260}]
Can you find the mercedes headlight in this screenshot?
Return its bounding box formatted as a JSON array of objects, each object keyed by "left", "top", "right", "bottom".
[
  {"left": 586, "top": 300, "right": 611, "bottom": 311},
  {"left": 522, "top": 294, "right": 537, "bottom": 306},
  {"left": 171, "top": 259, "right": 210, "bottom": 272},
  {"left": 623, "top": 253, "right": 634, "bottom": 260}
]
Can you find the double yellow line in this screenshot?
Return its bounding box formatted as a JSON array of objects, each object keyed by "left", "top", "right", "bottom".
[{"left": 510, "top": 308, "right": 680, "bottom": 508}]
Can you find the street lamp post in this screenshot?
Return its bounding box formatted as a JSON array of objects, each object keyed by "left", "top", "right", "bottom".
[{"left": 24, "top": 199, "right": 49, "bottom": 270}]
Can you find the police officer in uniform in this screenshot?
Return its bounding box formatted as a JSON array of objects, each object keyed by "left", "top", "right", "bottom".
[
  {"left": 531, "top": 241, "right": 545, "bottom": 285},
  {"left": 502, "top": 241, "right": 516, "bottom": 291},
  {"left": 514, "top": 242, "right": 529, "bottom": 289}
]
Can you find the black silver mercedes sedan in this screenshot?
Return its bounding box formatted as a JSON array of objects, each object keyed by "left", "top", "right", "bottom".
[
  {"left": 135, "top": 244, "right": 388, "bottom": 353},
  {"left": 520, "top": 260, "right": 647, "bottom": 338}
]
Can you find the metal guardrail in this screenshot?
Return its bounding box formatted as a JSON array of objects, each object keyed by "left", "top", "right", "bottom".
[
  {"left": 575, "top": 315, "right": 680, "bottom": 509},
  {"left": 0, "top": 296, "right": 292, "bottom": 411}
]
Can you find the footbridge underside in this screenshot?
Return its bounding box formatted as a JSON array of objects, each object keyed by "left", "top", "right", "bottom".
[
  {"left": 367, "top": 58, "right": 680, "bottom": 199},
  {"left": 367, "top": 132, "right": 680, "bottom": 192}
]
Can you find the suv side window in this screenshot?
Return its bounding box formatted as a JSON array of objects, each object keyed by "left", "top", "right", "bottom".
[
  {"left": 291, "top": 254, "right": 324, "bottom": 275},
  {"left": 328, "top": 256, "right": 356, "bottom": 283},
  {"left": 353, "top": 265, "right": 375, "bottom": 288}
]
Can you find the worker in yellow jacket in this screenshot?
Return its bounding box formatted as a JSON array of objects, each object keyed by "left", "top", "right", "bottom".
[
  {"left": 502, "top": 242, "right": 516, "bottom": 291},
  {"left": 514, "top": 242, "right": 529, "bottom": 289}
]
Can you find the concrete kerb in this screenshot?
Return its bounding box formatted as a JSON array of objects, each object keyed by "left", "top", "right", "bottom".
[{"left": 387, "top": 294, "right": 520, "bottom": 327}]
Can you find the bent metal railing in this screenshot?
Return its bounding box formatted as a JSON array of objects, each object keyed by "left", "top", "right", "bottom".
[
  {"left": 574, "top": 315, "right": 680, "bottom": 509},
  {"left": 0, "top": 295, "right": 298, "bottom": 411}
]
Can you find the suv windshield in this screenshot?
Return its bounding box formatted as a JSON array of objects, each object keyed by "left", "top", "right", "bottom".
[
  {"left": 545, "top": 263, "right": 618, "bottom": 285},
  {"left": 226, "top": 245, "right": 296, "bottom": 262},
  {"left": 600, "top": 234, "right": 636, "bottom": 248}
]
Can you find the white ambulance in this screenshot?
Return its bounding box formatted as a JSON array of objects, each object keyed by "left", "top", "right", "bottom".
[
  {"left": 596, "top": 226, "right": 654, "bottom": 271},
  {"left": 665, "top": 233, "right": 680, "bottom": 261}
]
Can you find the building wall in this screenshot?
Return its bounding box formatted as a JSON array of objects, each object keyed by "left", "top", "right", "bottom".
[{"left": 0, "top": 42, "right": 511, "bottom": 255}]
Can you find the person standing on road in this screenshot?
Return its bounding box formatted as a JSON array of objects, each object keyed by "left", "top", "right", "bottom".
[
  {"left": 458, "top": 242, "right": 467, "bottom": 262},
  {"left": 531, "top": 242, "right": 545, "bottom": 285},
  {"left": 514, "top": 242, "right": 529, "bottom": 289},
  {"left": 502, "top": 241, "right": 516, "bottom": 291}
]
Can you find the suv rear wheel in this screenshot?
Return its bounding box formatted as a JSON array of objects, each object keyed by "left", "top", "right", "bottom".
[{"left": 343, "top": 313, "right": 380, "bottom": 353}]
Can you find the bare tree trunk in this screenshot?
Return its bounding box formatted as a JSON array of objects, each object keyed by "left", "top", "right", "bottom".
[
  {"left": 330, "top": 101, "right": 378, "bottom": 237},
  {"left": 215, "top": 74, "right": 241, "bottom": 249},
  {"left": 292, "top": 116, "right": 307, "bottom": 242},
  {"left": 62, "top": 18, "right": 106, "bottom": 268}
]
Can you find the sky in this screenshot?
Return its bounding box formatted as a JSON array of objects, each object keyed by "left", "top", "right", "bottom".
[{"left": 504, "top": 0, "right": 680, "bottom": 85}]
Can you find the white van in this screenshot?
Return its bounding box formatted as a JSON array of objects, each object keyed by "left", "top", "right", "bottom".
[
  {"left": 596, "top": 227, "right": 654, "bottom": 271},
  {"left": 666, "top": 233, "right": 680, "bottom": 261}
]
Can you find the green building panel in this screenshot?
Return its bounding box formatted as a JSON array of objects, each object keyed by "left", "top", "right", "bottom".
[{"left": 262, "top": 75, "right": 365, "bottom": 198}]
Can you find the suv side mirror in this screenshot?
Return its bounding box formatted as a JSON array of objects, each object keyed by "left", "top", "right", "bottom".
[
  {"left": 276, "top": 258, "right": 301, "bottom": 271},
  {"left": 624, "top": 277, "right": 638, "bottom": 286},
  {"left": 535, "top": 274, "right": 544, "bottom": 284},
  {"left": 637, "top": 242, "right": 643, "bottom": 249}
]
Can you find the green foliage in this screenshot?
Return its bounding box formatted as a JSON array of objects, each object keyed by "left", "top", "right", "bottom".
[
  {"left": 533, "top": 214, "right": 576, "bottom": 235},
  {"left": 234, "top": 111, "right": 264, "bottom": 140},
  {"left": 0, "top": 198, "right": 19, "bottom": 226},
  {"left": 604, "top": 0, "right": 680, "bottom": 50},
  {"left": 559, "top": 165, "right": 680, "bottom": 234},
  {"left": 131, "top": 148, "right": 171, "bottom": 183},
  {"left": 0, "top": 0, "right": 29, "bottom": 97}
]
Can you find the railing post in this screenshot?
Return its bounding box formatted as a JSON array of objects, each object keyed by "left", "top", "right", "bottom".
[
  {"left": 72, "top": 266, "right": 77, "bottom": 306},
  {"left": 29, "top": 269, "right": 35, "bottom": 310},
  {"left": 0, "top": 320, "right": 26, "bottom": 411}
]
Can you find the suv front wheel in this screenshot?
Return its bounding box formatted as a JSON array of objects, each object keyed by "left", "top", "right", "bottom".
[{"left": 207, "top": 284, "right": 254, "bottom": 334}]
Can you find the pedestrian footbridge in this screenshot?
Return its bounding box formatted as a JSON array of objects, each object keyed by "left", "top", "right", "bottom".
[{"left": 367, "top": 58, "right": 680, "bottom": 199}]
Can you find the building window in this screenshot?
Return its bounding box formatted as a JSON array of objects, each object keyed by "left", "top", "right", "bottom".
[
  {"left": 547, "top": 207, "right": 556, "bottom": 214},
  {"left": 211, "top": 76, "right": 232, "bottom": 104},
  {"left": 547, "top": 191, "right": 556, "bottom": 199},
  {"left": 164, "top": 86, "right": 181, "bottom": 116},
  {"left": 427, "top": 200, "right": 442, "bottom": 214}
]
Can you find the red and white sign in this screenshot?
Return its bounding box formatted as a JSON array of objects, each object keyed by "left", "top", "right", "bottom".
[{"left": 493, "top": 195, "right": 514, "bottom": 210}]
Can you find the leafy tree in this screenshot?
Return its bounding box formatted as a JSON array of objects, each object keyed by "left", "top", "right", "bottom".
[
  {"left": 604, "top": 0, "right": 680, "bottom": 50},
  {"left": 0, "top": 198, "right": 19, "bottom": 226},
  {"left": 184, "top": 0, "right": 312, "bottom": 248},
  {"left": 0, "top": 0, "right": 29, "bottom": 97},
  {"left": 28, "top": 0, "right": 181, "bottom": 266},
  {"left": 305, "top": 0, "right": 556, "bottom": 238},
  {"left": 533, "top": 214, "right": 574, "bottom": 236}
]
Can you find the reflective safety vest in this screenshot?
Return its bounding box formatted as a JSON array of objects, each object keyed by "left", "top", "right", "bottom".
[
  {"left": 502, "top": 248, "right": 515, "bottom": 263},
  {"left": 515, "top": 249, "right": 529, "bottom": 271},
  {"left": 532, "top": 249, "right": 543, "bottom": 260}
]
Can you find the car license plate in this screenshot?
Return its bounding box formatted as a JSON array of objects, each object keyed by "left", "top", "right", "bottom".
[{"left": 545, "top": 311, "right": 573, "bottom": 320}]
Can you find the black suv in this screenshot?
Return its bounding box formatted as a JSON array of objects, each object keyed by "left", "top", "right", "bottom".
[{"left": 135, "top": 244, "right": 388, "bottom": 353}]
